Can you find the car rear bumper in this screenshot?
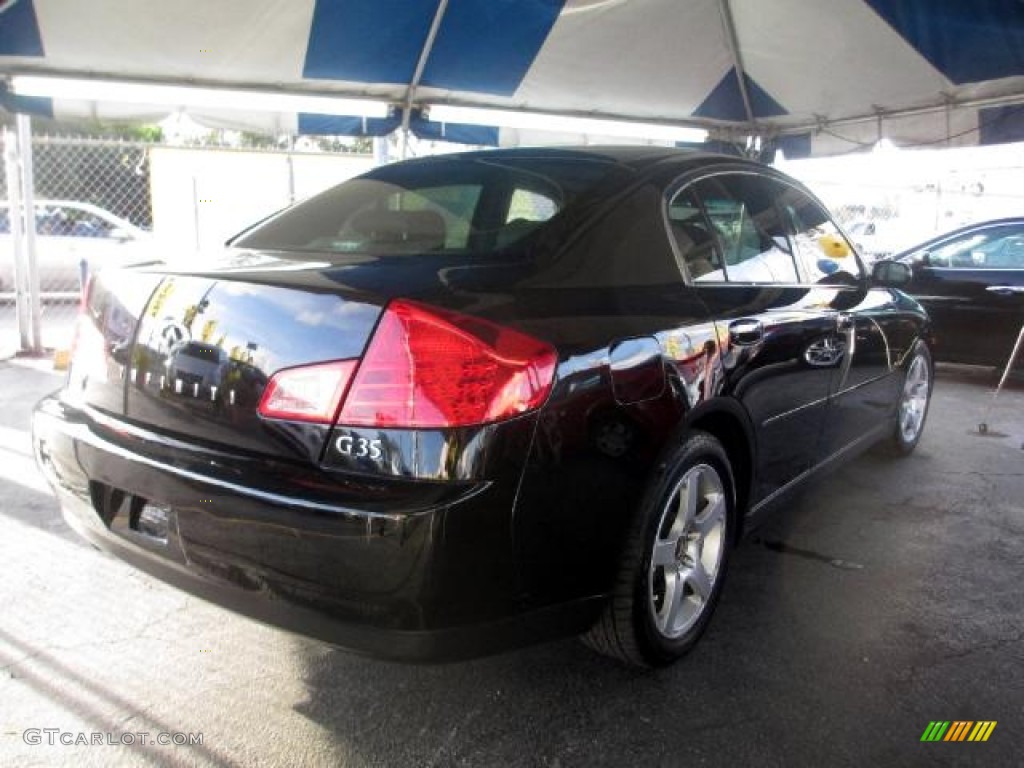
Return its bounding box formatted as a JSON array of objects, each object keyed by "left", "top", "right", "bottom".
[{"left": 31, "top": 395, "right": 602, "bottom": 661}]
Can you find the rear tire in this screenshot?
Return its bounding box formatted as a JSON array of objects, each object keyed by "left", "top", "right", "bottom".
[{"left": 583, "top": 431, "right": 736, "bottom": 667}]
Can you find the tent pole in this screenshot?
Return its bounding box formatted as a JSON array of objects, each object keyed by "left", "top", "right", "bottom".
[
  {"left": 373, "top": 136, "right": 390, "bottom": 166},
  {"left": 3, "top": 125, "right": 30, "bottom": 352},
  {"left": 717, "top": 0, "right": 756, "bottom": 132},
  {"left": 400, "top": 0, "right": 450, "bottom": 157},
  {"left": 776, "top": 90, "right": 1024, "bottom": 139},
  {"left": 16, "top": 114, "right": 42, "bottom": 355}
]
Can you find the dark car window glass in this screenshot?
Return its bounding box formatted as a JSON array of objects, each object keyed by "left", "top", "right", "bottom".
[
  {"left": 507, "top": 188, "right": 558, "bottom": 223},
  {"left": 383, "top": 185, "right": 482, "bottom": 250},
  {"left": 234, "top": 156, "right": 621, "bottom": 257},
  {"left": 495, "top": 188, "right": 560, "bottom": 248},
  {"left": 37, "top": 206, "right": 117, "bottom": 238},
  {"left": 926, "top": 228, "right": 1024, "bottom": 269},
  {"left": 691, "top": 175, "right": 799, "bottom": 283},
  {"left": 777, "top": 185, "right": 863, "bottom": 283},
  {"left": 667, "top": 188, "right": 723, "bottom": 280}
]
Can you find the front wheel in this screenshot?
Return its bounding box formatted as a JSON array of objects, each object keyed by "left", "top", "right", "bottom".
[
  {"left": 583, "top": 431, "right": 736, "bottom": 667},
  {"left": 891, "top": 341, "right": 933, "bottom": 455}
]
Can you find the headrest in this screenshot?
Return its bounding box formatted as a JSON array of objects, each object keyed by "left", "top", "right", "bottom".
[{"left": 350, "top": 208, "right": 446, "bottom": 250}]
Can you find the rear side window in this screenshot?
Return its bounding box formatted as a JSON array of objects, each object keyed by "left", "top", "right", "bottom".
[
  {"left": 495, "top": 188, "right": 560, "bottom": 248},
  {"left": 676, "top": 174, "right": 799, "bottom": 284},
  {"left": 507, "top": 188, "right": 558, "bottom": 223},
  {"left": 235, "top": 155, "right": 620, "bottom": 258},
  {"left": 667, "top": 189, "right": 723, "bottom": 279}
]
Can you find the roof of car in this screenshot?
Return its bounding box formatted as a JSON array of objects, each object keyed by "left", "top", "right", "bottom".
[{"left": 393, "top": 145, "right": 751, "bottom": 171}]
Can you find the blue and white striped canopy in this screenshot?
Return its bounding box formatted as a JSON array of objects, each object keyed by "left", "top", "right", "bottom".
[{"left": 2, "top": 0, "right": 1023, "bottom": 155}]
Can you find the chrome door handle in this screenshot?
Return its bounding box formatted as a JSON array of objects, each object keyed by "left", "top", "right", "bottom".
[
  {"left": 986, "top": 285, "right": 1024, "bottom": 295},
  {"left": 728, "top": 319, "right": 763, "bottom": 346}
]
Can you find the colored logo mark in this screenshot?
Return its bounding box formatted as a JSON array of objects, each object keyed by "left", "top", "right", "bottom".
[{"left": 920, "top": 721, "right": 997, "bottom": 742}]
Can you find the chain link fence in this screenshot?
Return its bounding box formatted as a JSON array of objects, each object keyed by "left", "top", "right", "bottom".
[
  {"left": 1, "top": 134, "right": 156, "bottom": 354},
  {"left": 1, "top": 130, "right": 374, "bottom": 357}
]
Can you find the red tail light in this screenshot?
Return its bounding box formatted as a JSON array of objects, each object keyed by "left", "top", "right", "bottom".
[
  {"left": 258, "top": 360, "right": 357, "bottom": 423},
  {"left": 337, "top": 299, "right": 557, "bottom": 428}
]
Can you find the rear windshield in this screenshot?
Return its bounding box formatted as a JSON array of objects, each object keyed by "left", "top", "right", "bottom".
[{"left": 233, "top": 154, "right": 622, "bottom": 256}]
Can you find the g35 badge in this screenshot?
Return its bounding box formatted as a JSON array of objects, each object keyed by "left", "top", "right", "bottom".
[{"left": 335, "top": 433, "right": 384, "bottom": 461}]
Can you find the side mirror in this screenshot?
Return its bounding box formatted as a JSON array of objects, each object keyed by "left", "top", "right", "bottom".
[{"left": 871, "top": 259, "right": 912, "bottom": 287}]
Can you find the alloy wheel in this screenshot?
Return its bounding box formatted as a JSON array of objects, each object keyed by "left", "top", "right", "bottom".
[
  {"left": 899, "top": 354, "right": 930, "bottom": 444},
  {"left": 648, "top": 463, "right": 727, "bottom": 639}
]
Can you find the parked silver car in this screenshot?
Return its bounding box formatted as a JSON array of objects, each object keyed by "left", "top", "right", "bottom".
[{"left": 0, "top": 200, "right": 150, "bottom": 299}]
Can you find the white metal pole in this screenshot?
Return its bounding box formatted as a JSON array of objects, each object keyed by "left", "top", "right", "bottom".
[
  {"left": 285, "top": 134, "right": 296, "bottom": 205},
  {"left": 373, "top": 135, "right": 390, "bottom": 166},
  {"left": 191, "top": 175, "right": 201, "bottom": 251},
  {"left": 3, "top": 125, "right": 30, "bottom": 351},
  {"left": 16, "top": 114, "right": 41, "bottom": 354},
  {"left": 978, "top": 323, "right": 1024, "bottom": 434}
]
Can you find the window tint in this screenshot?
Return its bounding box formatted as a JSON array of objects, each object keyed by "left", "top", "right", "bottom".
[
  {"left": 507, "top": 189, "right": 558, "bottom": 223},
  {"left": 667, "top": 189, "right": 722, "bottom": 279},
  {"left": 384, "top": 185, "right": 482, "bottom": 250},
  {"left": 778, "top": 185, "right": 863, "bottom": 283},
  {"left": 926, "top": 228, "right": 1024, "bottom": 269},
  {"left": 688, "top": 175, "right": 799, "bottom": 283},
  {"left": 495, "top": 188, "right": 560, "bottom": 248},
  {"left": 235, "top": 156, "right": 621, "bottom": 257}
]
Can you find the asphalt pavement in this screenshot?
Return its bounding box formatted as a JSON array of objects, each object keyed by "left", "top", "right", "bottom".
[{"left": 0, "top": 356, "right": 1021, "bottom": 767}]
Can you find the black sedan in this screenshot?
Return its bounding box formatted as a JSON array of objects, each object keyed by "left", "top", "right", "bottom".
[
  {"left": 32, "top": 147, "right": 933, "bottom": 667},
  {"left": 896, "top": 218, "right": 1024, "bottom": 368}
]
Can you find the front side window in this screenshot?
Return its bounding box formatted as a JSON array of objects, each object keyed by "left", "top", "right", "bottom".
[{"left": 778, "top": 186, "right": 863, "bottom": 283}]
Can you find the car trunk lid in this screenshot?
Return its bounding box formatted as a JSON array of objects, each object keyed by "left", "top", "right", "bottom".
[{"left": 72, "top": 267, "right": 384, "bottom": 464}]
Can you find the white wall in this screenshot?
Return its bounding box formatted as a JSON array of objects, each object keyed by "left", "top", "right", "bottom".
[{"left": 149, "top": 146, "right": 374, "bottom": 253}]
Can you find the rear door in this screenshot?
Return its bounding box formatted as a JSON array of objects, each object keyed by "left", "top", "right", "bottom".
[
  {"left": 672, "top": 172, "right": 839, "bottom": 505},
  {"left": 903, "top": 223, "right": 1024, "bottom": 366}
]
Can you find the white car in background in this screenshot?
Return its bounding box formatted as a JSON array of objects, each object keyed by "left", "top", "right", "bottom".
[
  {"left": 0, "top": 200, "right": 151, "bottom": 299},
  {"left": 846, "top": 218, "right": 929, "bottom": 265}
]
